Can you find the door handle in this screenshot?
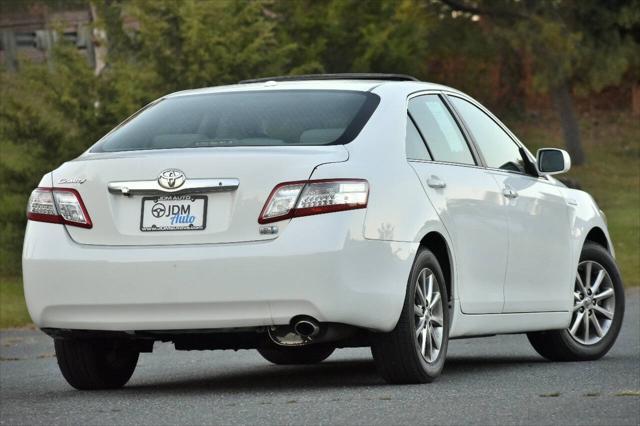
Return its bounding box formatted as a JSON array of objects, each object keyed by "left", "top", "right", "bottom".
[
  {"left": 427, "top": 176, "right": 446, "bottom": 189},
  {"left": 503, "top": 186, "right": 518, "bottom": 199}
]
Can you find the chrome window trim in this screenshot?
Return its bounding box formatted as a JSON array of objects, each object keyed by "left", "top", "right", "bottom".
[{"left": 407, "top": 158, "right": 488, "bottom": 171}]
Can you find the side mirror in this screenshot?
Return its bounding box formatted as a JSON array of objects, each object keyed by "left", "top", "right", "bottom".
[{"left": 536, "top": 148, "right": 571, "bottom": 175}]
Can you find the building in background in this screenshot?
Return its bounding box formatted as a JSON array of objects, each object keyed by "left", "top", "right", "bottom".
[{"left": 0, "top": 1, "right": 105, "bottom": 73}]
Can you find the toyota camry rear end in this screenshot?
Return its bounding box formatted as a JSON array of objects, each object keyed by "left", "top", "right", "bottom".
[{"left": 22, "top": 78, "right": 422, "bottom": 389}]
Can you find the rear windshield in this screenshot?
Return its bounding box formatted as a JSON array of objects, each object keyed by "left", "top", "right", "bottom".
[{"left": 91, "top": 90, "right": 380, "bottom": 152}]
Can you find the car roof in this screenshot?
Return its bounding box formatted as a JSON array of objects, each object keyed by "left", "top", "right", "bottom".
[
  {"left": 165, "top": 78, "right": 456, "bottom": 98},
  {"left": 239, "top": 73, "right": 420, "bottom": 83}
]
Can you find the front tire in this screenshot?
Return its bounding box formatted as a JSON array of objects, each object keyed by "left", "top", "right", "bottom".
[
  {"left": 371, "top": 248, "right": 450, "bottom": 384},
  {"left": 55, "top": 338, "right": 139, "bottom": 390},
  {"left": 527, "top": 242, "right": 625, "bottom": 361},
  {"left": 257, "top": 344, "right": 335, "bottom": 365}
]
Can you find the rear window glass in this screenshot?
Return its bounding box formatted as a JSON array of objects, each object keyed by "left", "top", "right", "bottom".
[{"left": 92, "top": 90, "right": 380, "bottom": 152}]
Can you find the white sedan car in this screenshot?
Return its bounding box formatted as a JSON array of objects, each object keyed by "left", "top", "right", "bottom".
[{"left": 22, "top": 74, "right": 625, "bottom": 388}]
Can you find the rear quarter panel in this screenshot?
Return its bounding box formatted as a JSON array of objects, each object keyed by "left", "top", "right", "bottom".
[
  {"left": 342, "top": 83, "right": 448, "bottom": 245},
  {"left": 311, "top": 83, "right": 457, "bottom": 314}
]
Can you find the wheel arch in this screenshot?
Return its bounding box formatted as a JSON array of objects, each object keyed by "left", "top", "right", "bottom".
[
  {"left": 419, "top": 231, "right": 453, "bottom": 303},
  {"left": 584, "top": 226, "right": 610, "bottom": 252}
]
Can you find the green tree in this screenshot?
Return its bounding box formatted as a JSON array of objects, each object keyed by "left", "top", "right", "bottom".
[
  {"left": 98, "top": 0, "right": 295, "bottom": 94},
  {"left": 0, "top": 44, "right": 101, "bottom": 274},
  {"left": 439, "top": 0, "right": 640, "bottom": 165},
  {"left": 274, "top": 0, "right": 434, "bottom": 78}
]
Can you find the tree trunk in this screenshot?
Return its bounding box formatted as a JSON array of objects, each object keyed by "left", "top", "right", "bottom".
[
  {"left": 551, "top": 81, "right": 585, "bottom": 166},
  {"left": 632, "top": 83, "right": 640, "bottom": 117}
]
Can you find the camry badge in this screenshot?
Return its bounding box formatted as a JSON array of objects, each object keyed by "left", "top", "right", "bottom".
[
  {"left": 158, "top": 169, "right": 186, "bottom": 189},
  {"left": 58, "top": 177, "right": 86, "bottom": 184}
]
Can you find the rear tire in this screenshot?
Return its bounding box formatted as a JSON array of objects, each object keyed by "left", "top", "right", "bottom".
[
  {"left": 371, "top": 248, "right": 450, "bottom": 384},
  {"left": 54, "top": 338, "right": 139, "bottom": 390},
  {"left": 257, "top": 344, "right": 335, "bottom": 365},
  {"left": 527, "top": 242, "right": 625, "bottom": 361}
]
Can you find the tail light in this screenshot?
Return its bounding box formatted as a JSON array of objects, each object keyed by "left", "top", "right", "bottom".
[
  {"left": 27, "top": 188, "right": 92, "bottom": 228},
  {"left": 259, "top": 179, "right": 368, "bottom": 224}
]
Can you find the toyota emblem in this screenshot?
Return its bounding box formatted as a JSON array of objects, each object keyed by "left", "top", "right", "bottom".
[{"left": 158, "top": 169, "right": 186, "bottom": 189}]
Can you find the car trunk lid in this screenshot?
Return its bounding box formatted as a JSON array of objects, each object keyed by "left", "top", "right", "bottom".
[{"left": 52, "top": 146, "right": 348, "bottom": 246}]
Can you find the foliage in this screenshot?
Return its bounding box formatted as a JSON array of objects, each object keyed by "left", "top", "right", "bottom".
[
  {"left": 438, "top": 0, "right": 640, "bottom": 93},
  {"left": 105, "top": 0, "right": 295, "bottom": 90},
  {"left": 0, "top": 277, "right": 31, "bottom": 328},
  {"left": 0, "top": 44, "right": 100, "bottom": 274},
  {"left": 273, "top": 0, "right": 433, "bottom": 77},
  {"left": 437, "top": 0, "right": 639, "bottom": 165},
  {"left": 423, "top": 9, "right": 517, "bottom": 110}
]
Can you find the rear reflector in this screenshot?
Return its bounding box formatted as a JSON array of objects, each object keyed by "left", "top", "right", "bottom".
[
  {"left": 27, "top": 188, "right": 92, "bottom": 228},
  {"left": 258, "top": 179, "right": 368, "bottom": 224}
]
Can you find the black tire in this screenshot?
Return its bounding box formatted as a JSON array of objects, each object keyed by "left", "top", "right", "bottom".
[
  {"left": 54, "top": 338, "right": 139, "bottom": 390},
  {"left": 371, "top": 248, "right": 450, "bottom": 384},
  {"left": 527, "top": 242, "right": 625, "bottom": 361},
  {"left": 257, "top": 343, "right": 335, "bottom": 365}
]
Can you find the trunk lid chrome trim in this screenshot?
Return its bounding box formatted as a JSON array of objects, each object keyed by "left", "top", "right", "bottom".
[{"left": 107, "top": 178, "right": 239, "bottom": 197}]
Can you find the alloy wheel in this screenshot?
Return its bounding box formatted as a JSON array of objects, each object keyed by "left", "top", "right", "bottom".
[
  {"left": 414, "top": 268, "right": 444, "bottom": 362},
  {"left": 568, "top": 260, "right": 616, "bottom": 345}
]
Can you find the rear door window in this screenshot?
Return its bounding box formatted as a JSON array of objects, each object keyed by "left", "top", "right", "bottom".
[
  {"left": 408, "top": 95, "right": 475, "bottom": 165},
  {"left": 92, "top": 90, "right": 380, "bottom": 152}
]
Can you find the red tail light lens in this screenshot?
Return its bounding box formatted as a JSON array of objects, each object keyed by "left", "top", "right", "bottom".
[
  {"left": 258, "top": 179, "right": 369, "bottom": 224},
  {"left": 27, "top": 188, "right": 93, "bottom": 228}
]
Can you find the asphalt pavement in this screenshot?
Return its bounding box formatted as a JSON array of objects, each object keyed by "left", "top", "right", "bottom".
[{"left": 1, "top": 289, "right": 639, "bottom": 426}]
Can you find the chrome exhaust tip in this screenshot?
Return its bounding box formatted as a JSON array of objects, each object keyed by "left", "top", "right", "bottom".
[{"left": 293, "top": 319, "right": 320, "bottom": 338}]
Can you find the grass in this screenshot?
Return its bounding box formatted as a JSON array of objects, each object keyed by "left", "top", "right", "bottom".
[
  {"left": 0, "top": 110, "right": 637, "bottom": 329},
  {"left": 508, "top": 110, "right": 640, "bottom": 287},
  {"left": 0, "top": 277, "right": 31, "bottom": 328},
  {"left": 615, "top": 390, "right": 640, "bottom": 397}
]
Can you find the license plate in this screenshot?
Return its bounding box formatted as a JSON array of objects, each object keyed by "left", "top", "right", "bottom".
[{"left": 140, "top": 195, "right": 207, "bottom": 232}]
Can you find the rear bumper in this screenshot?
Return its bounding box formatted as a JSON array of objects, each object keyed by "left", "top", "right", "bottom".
[{"left": 22, "top": 211, "right": 417, "bottom": 332}]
